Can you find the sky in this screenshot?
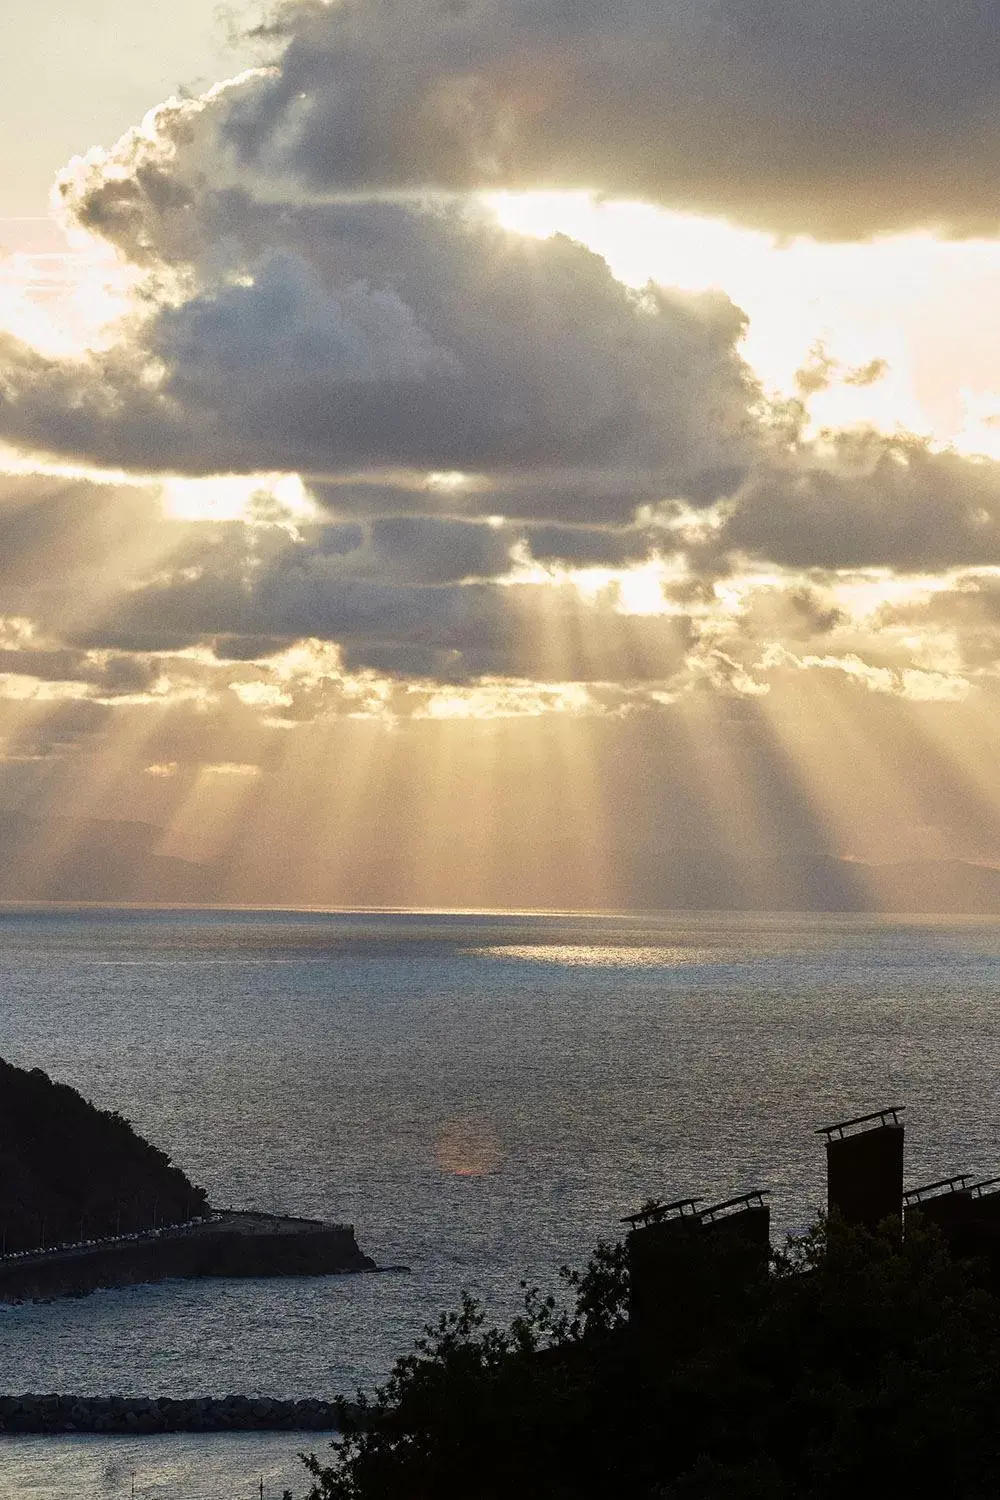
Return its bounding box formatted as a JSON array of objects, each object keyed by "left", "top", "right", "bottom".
[{"left": 4, "top": 1, "right": 1000, "bottom": 910}]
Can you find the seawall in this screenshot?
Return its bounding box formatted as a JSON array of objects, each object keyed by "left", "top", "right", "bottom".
[
  {"left": 0, "top": 1211, "right": 377, "bottom": 1301},
  {"left": 0, "top": 1393, "right": 351, "bottom": 1433}
]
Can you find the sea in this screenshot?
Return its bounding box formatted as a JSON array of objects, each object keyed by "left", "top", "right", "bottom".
[{"left": 2, "top": 906, "right": 1000, "bottom": 1497}]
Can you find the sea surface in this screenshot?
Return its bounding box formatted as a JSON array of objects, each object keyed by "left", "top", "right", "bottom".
[{"left": 2, "top": 906, "right": 1000, "bottom": 1496}]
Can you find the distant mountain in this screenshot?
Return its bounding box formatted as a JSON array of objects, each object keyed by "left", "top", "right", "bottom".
[
  {"left": 0, "top": 810, "right": 210, "bottom": 904},
  {"left": 608, "top": 844, "right": 1000, "bottom": 917},
  {"left": 614, "top": 846, "right": 869, "bottom": 914},
  {"left": 0, "top": 808, "right": 999, "bottom": 914},
  {"left": 867, "top": 858, "right": 1000, "bottom": 916},
  {"left": 0, "top": 1058, "right": 208, "bottom": 1251}
]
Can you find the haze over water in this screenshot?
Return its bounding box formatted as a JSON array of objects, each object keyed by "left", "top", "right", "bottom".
[{"left": 3, "top": 906, "right": 1000, "bottom": 1493}]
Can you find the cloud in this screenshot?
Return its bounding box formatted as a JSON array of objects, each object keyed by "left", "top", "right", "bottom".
[
  {"left": 0, "top": 695, "right": 112, "bottom": 757},
  {"left": 361, "top": 517, "right": 515, "bottom": 583},
  {"left": 310, "top": 470, "right": 691, "bottom": 527},
  {"left": 62, "top": 1, "right": 1000, "bottom": 243},
  {"left": 0, "top": 472, "right": 688, "bottom": 696},
  {"left": 524, "top": 522, "right": 653, "bottom": 570},
  {"left": 0, "top": 202, "right": 757, "bottom": 508},
  {"left": 713, "top": 435, "right": 1000, "bottom": 572},
  {"left": 280, "top": 514, "right": 652, "bottom": 580},
  {"left": 7, "top": 442, "right": 1000, "bottom": 716},
  {"left": 5, "top": 16, "right": 1000, "bottom": 724},
  {"left": 76, "top": 521, "right": 695, "bottom": 684},
  {"left": 0, "top": 474, "right": 162, "bottom": 592},
  {"left": 159, "top": 249, "right": 456, "bottom": 387},
  {"left": 0, "top": 646, "right": 158, "bottom": 697}
]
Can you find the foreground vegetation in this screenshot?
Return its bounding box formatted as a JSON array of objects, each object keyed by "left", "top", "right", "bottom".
[{"left": 290, "top": 1217, "right": 1000, "bottom": 1499}]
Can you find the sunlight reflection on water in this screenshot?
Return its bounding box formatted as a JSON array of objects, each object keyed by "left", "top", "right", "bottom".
[{"left": 468, "top": 943, "right": 715, "bottom": 966}]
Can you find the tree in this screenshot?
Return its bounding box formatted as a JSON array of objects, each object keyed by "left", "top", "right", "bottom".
[{"left": 289, "top": 1216, "right": 1000, "bottom": 1499}]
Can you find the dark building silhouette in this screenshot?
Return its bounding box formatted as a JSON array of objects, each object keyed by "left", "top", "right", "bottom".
[
  {"left": 624, "top": 1191, "right": 770, "bottom": 1341},
  {"left": 968, "top": 1179, "right": 1000, "bottom": 1221},
  {"left": 952, "top": 1178, "right": 1000, "bottom": 1287},
  {"left": 818, "top": 1107, "right": 904, "bottom": 1232},
  {"left": 700, "top": 1192, "right": 771, "bottom": 1278},
  {"left": 621, "top": 1105, "right": 1000, "bottom": 1339},
  {"left": 624, "top": 1197, "right": 703, "bottom": 1336},
  {"left": 904, "top": 1175, "right": 974, "bottom": 1253}
]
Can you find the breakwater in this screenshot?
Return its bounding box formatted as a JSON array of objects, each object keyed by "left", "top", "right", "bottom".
[
  {"left": 0, "top": 1211, "right": 376, "bottom": 1301},
  {"left": 0, "top": 1393, "right": 350, "bottom": 1433}
]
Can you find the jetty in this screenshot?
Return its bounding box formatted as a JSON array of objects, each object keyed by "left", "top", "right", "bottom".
[{"left": 0, "top": 1209, "right": 377, "bottom": 1302}]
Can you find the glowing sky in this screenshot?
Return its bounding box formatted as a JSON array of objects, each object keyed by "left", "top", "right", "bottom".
[{"left": 4, "top": 1, "right": 1000, "bottom": 911}]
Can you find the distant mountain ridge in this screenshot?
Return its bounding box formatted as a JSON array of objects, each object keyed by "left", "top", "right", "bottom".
[
  {"left": 0, "top": 809, "right": 999, "bottom": 914},
  {"left": 0, "top": 810, "right": 210, "bottom": 904}
]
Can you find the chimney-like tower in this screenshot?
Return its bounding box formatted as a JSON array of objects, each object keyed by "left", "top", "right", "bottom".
[
  {"left": 904, "top": 1175, "right": 973, "bottom": 1252},
  {"left": 947, "top": 1177, "right": 1000, "bottom": 1289},
  {"left": 700, "top": 1191, "right": 771, "bottom": 1280},
  {"left": 623, "top": 1197, "right": 703, "bottom": 1336},
  {"left": 818, "top": 1107, "right": 904, "bottom": 1232},
  {"left": 624, "top": 1190, "right": 771, "bottom": 1343}
]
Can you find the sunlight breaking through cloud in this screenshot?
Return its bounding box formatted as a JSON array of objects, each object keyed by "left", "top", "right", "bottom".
[{"left": 2, "top": 1, "right": 1000, "bottom": 908}]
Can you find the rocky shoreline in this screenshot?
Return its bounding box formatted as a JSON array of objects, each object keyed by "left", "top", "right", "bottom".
[{"left": 0, "top": 1392, "right": 353, "bottom": 1433}]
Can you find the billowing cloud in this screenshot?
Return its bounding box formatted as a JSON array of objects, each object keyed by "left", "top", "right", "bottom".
[
  {"left": 64, "top": 0, "right": 1000, "bottom": 243},
  {"left": 3, "top": 4, "right": 1000, "bottom": 735},
  {"left": 0, "top": 200, "right": 756, "bottom": 504}
]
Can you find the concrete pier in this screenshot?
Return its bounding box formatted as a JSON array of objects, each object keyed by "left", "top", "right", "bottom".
[{"left": 0, "top": 1210, "right": 376, "bottom": 1301}]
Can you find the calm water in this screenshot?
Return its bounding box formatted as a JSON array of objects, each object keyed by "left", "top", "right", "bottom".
[{"left": 3, "top": 906, "right": 1000, "bottom": 1495}]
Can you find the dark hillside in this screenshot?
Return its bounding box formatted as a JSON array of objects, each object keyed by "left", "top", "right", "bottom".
[{"left": 0, "top": 1059, "right": 207, "bottom": 1250}]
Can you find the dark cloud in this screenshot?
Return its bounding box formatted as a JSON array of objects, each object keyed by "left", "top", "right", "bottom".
[
  {"left": 310, "top": 470, "right": 680, "bottom": 527},
  {"left": 524, "top": 523, "right": 653, "bottom": 569},
  {"left": 0, "top": 647, "right": 158, "bottom": 697},
  {"left": 346, "top": 516, "right": 517, "bottom": 584},
  {"left": 64, "top": 0, "right": 1000, "bottom": 243},
  {"left": 211, "top": 635, "right": 293, "bottom": 662},
  {"left": 0, "top": 206, "right": 756, "bottom": 508},
  {"left": 284, "top": 514, "right": 652, "bottom": 582},
  {"left": 78, "top": 522, "right": 694, "bottom": 683},
  {"left": 714, "top": 436, "right": 1000, "bottom": 572}
]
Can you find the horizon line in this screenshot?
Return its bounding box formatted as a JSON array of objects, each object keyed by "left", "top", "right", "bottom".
[{"left": 0, "top": 900, "right": 991, "bottom": 923}]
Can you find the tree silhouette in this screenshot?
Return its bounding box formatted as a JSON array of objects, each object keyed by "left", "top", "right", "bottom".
[{"left": 289, "top": 1215, "right": 1000, "bottom": 1499}]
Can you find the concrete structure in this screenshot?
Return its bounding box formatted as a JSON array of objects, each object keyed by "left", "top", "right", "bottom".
[
  {"left": 624, "top": 1192, "right": 770, "bottom": 1340},
  {"left": 701, "top": 1192, "right": 771, "bottom": 1279},
  {"left": 0, "top": 1211, "right": 375, "bottom": 1302},
  {"left": 818, "top": 1108, "right": 904, "bottom": 1232},
  {"left": 904, "top": 1176, "right": 974, "bottom": 1253},
  {"left": 624, "top": 1198, "right": 703, "bottom": 1335},
  {"left": 0, "top": 1392, "right": 349, "bottom": 1433}
]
